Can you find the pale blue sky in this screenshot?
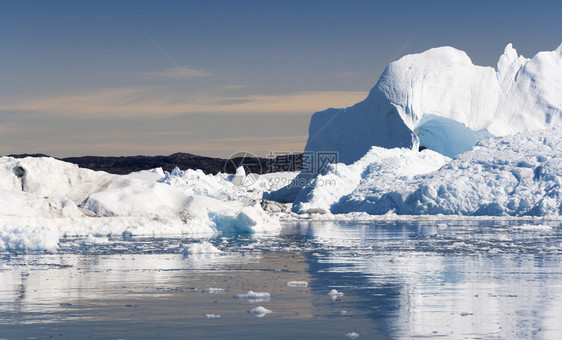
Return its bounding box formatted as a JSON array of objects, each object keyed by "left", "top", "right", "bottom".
[{"left": 1, "top": 0, "right": 560, "bottom": 157}]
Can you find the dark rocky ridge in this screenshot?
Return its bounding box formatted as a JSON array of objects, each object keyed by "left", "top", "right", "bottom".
[{"left": 6, "top": 152, "right": 303, "bottom": 175}]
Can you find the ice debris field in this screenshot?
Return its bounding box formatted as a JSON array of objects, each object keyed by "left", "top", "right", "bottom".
[{"left": 1, "top": 43, "right": 561, "bottom": 251}]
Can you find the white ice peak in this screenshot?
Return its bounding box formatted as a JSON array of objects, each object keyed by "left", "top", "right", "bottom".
[{"left": 305, "top": 43, "right": 562, "bottom": 162}]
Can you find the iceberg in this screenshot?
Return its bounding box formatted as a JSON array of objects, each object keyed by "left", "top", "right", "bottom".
[
  {"left": 0, "top": 156, "right": 282, "bottom": 251},
  {"left": 306, "top": 43, "right": 562, "bottom": 162},
  {"left": 267, "top": 43, "right": 562, "bottom": 217}
]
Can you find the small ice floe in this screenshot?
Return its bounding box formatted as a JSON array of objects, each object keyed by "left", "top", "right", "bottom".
[
  {"left": 234, "top": 291, "right": 271, "bottom": 303},
  {"left": 512, "top": 224, "right": 553, "bottom": 233},
  {"left": 183, "top": 241, "right": 222, "bottom": 258},
  {"left": 206, "top": 288, "right": 227, "bottom": 294},
  {"left": 205, "top": 314, "right": 221, "bottom": 319},
  {"left": 437, "top": 223, "right": 448, "bottom": 229},
  {"left": 340, "top": 310, "right": 348, "bottom": 315},
  {"left": 328, "top": 289, "right": 344, "bottom": 301},
  {"left": 389, "top": 256, "right": 408, "bottom": 264},
  {"left": 345, "top": 332, "right": 360, "bottom": 339},
  {"left": 80, "top": 234, "right": 110, "bottom": 245},
  {"left": 0, "top": 223, "right": 59, "bottom": 252},
  {"left": 248, "top": 306, "right": 272, "bottom": 318},
  {"left": 287, "top": 281, "right": 308, "bottom": 287},
  {"left": 488, "top": 248, "right": 501, "bottom": 254}
]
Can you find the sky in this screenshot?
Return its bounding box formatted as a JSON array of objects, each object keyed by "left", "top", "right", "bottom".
[{"left": 1, "top": 0, "right": 561, "bottom": 158}]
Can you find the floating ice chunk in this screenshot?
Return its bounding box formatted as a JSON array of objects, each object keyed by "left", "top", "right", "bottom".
[
  {"left": 234, "top": 291, "right": 271, "bottom": 303},
  {"left": 0, "top": 222, "right": 59, "bottom": 252},
  {"left": 513, "top": 224, "right": 553, "bottom": 233},
  {"left": 206, "top": 288, "right": 227, "bottom": 294},
  {"left": 80, "top": 234, "right": 109, "bottom": 245},
  {"left": 205, "top": 314, "right": 221, "bottom": 319},
  {"left": 287, "top": 281, "right": 308, "bottom": 287},
  {"left": 345, "top": 332, "right": 360, "bottom": 339},
  {"left": 328, "top": 289, "right": 344, "bottom": 301},
  {"left": 389, "top": 256, "right": 409, "bottom": 264},
  {"left": 183, "top": 241, "right": 222, "bottom": 257},
  {"left": 234, "top": 291, "right": 271, "bottom": 299},
  {"left": 248, "top": 306, "right": 272, "bottom": 318}
]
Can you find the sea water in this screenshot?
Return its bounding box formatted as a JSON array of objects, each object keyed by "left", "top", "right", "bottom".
[{"left": 0, "top": 220, "right": 560, "bottom": 339}]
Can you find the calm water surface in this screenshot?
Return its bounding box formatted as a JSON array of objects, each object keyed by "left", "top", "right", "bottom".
[{"left": 1, "top": 220, "right": 561, "bottom": 339}]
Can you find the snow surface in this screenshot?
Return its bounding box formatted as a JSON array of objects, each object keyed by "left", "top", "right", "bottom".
[{"left": 305, "top": 43, "right": 562, "bottom": 162}]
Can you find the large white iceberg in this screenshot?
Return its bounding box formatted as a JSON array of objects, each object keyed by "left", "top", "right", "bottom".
[
  {"left": 306, "top": 43, "right": 562, "bottom": 161},
  {"left": 267, "top": 43, "right": 562, "bottom": 217}
]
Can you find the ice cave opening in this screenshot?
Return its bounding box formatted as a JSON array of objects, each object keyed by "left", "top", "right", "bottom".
[{"left": 413, "top": 114, "right": 494, "bottom": 158}]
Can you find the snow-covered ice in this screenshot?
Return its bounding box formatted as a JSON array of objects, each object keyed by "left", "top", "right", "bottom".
[
  {"left": 275, "top": 129, "right": 562, "bottom": 217},
  {"left": 287, "top": 281, "right": 309, "bottom": 287},
  {"left": 291, "top": 147, "right": 449, "bottom": 214},
  {"left": 0, "top": 156, "right": 284, "bottom": 251}
]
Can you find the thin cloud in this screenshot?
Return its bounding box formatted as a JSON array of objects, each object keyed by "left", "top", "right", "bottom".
[
  {"left": 148, "top": 66, "right": 211, "bottom": 78},
  {"left": 0, "top": 87, "right": 368, "bottom": 118}
]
